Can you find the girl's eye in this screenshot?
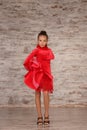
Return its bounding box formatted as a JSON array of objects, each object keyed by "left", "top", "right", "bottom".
[{"left": 44, "top": 40, "right": 46, "bottom": 42}]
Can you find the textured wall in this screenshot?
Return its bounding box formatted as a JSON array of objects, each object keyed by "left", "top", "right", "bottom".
[{"left": 0, "top": 0, "right": 87, "bottom": 106}]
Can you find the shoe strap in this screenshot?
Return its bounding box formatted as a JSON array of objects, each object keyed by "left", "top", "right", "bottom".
[
  {"left": 44, "top": 116, "right": 49, "bottom": 119},
  {"left": 38, "top": 117, "right": 43, "bottom": 120}
]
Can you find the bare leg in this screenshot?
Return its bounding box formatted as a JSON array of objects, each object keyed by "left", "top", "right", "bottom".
[
  {"left": 35, "top": 91, "right": 42, "bottom": 117},
  {"left": 43, "top": 91, "right": 49, "bottom": 117}
]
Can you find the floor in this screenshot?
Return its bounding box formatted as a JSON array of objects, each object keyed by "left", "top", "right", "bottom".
[{"left": 0, "top": 107, "right": 87, "bottom": 130}]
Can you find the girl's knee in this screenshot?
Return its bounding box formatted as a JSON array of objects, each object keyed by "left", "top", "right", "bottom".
[
  {"left": 43, "top": 91, "right": 49, "bottom": 95},
  {"left": 35, "top": 91, "right": 41, "bottom": 96}
]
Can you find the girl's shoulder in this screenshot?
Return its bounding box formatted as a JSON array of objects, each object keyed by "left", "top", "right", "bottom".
[
  {"left": 47, "top": 47, "right": 53, "bottom": 52},
  {"left": 31, "top": 47, "right": 38, "bottom": 53}
]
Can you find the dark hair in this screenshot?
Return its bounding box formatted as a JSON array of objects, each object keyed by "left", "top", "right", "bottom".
[{"left": 38, "top": 31, "right": 48, "bottom": 40}]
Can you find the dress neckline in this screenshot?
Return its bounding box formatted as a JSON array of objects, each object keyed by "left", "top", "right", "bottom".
[{"left": 37, "top": 45, "right": 48, "bottom": 50}]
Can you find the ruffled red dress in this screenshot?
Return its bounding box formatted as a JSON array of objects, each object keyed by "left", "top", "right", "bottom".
[{"left": 23, "top": 45, "right": 54, "bottom": 93}]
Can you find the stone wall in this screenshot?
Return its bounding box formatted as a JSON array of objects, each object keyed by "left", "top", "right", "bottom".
[{"left": 0, "top": 0, "right": 87, "bottom": 106}]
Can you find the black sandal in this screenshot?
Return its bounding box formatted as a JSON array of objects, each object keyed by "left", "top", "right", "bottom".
[
  {"left": 44, "top": 116, "right": 50, "bottom": 125},
  {"left": 37, "top": 117, "right": 43, "bottom": 125}
]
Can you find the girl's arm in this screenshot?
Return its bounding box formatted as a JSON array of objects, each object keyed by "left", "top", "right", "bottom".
[
  {"left": 44, "top": 49, "right": 55, "bottom": 60},
  {"left": 49, "top": 49, "right": 55, "bottom": 60},
  {"left": 23, "top": 48, "right": 38, "bottom": 71}
]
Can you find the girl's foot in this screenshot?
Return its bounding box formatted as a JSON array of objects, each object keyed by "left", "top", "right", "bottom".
[
  {"left": 44, "top": 116, "right": 50, "bottom": 125},
  {"left": 37, "top": 117, "right": 43, "bottom": 125}
]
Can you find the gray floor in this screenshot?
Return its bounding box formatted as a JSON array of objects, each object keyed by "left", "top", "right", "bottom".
[{"left": 0, "top": 107, "right": 87, "bottom": 130}]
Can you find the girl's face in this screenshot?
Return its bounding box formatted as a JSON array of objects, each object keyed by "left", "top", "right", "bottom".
[{"left": 38, "top": 35, "right": 48, "bottom": 47}]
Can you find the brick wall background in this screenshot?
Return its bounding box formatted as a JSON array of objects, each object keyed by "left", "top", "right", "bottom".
[{"left": 0, "top": 0, "right": 87, "bottom": 106}]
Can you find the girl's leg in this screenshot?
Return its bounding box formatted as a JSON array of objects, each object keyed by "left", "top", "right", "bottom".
[
  {"left": 43, "top": 91, "right": 49, "bottom": 117},
  {"left": 43, "top": 91, "right": 50, "bottom": 124},
  {"left": 35, "top": 91, "right": 42, "bottom": 117}
]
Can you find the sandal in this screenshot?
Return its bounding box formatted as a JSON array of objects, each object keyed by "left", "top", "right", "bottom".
[
  {"left": 37, "top": 117, "right": 43, "bottom": 125},
  {"left": 44, "top": 116, "right": 50, "bottom": 125}
]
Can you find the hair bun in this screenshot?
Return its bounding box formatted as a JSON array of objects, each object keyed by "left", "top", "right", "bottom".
[
  {"left": 40, "top": 31, "right": 47, "bottom": 35},
  {"left": 38, "top": 30, "right": 48, "bottom": 40}
]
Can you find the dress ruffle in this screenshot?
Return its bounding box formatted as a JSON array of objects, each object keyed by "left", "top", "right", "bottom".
[{"left": 24, "top": 57, "right": 43, "bottom": 90}]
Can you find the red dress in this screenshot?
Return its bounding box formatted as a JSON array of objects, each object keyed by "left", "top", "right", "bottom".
[{"left": 23, "top": 45, "right": 54, "bottom": 93}]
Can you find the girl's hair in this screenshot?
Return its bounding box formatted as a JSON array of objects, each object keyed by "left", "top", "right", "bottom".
[{"left": 37, "top": 31, "right": 48, "bottom": 40}]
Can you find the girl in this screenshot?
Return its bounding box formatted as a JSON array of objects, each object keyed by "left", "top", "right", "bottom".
[{"left": 23, "top": 31, "right": 54, "bottom": 125}]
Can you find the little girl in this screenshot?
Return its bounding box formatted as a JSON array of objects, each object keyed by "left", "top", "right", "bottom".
[{"left": 23, "top": 31, "right": 54, "bottom": 125}]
